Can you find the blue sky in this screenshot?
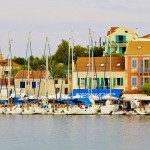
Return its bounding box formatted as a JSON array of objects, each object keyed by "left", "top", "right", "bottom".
[{"left": 0, "top": 0, "right": 150, "bottom": 57}]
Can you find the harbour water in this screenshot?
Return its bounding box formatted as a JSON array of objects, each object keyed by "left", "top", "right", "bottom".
[{"left": 0, "top": 115, "right": 150, "bottom": 150}]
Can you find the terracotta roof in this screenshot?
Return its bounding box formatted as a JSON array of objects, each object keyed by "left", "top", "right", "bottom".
[
  {"left": 15, "top": 70, "right": 47, "bottom": 79},
  {"left": 125, "top": 41, "right": 150, "bottom": 55},
  {"left": 141, "top": 34, "right": 150, "bottom": 38},
  {"left": 107, "top": 27, "right": 118, "bottom": 36},
  {"left": 123, "top": 90, "right": 142, "bottom": 94},
  {"left": 74, "top": 57, "right": 125, "bottom": 72},
  {"left": 0, "top": 60, "right": 20, "bottom": 67}
]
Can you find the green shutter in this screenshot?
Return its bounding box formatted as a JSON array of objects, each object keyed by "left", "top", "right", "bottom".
[
  {"left": 119, "top": 47, "right": 122, "bottom": 54},
  {"left": 78, "top": 78, "right": 80, "bottom": 86},
  {"left": 113, "top": 78, "right": 116, "bottom": 86},
  {"left": 123, "top": 35, "right": 126, "bottom": 43},
  {"left": 97, "top": 78, "right": 100, "bottom": 89},
  {"left": 121, "top": 78, "right": 123, "bottom": 86},
  {"left": 84, "top": 78, "right": 87, "bottom": 89},
  {"left": 101, "top": 78, "right": 104, "bottom": 88},
  {"left": 116, "top": 35, "right": 119, "bottom": 43},
  {"left": 89, "top": 78, "right": 92, "bottom": 89},
  {"left": 107, "top": 47, "right": 110, "bottom": 54}
]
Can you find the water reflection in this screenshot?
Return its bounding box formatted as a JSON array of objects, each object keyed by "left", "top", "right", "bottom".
[{"left": 0, "top": 115, "right": 149, "bottom": 150}]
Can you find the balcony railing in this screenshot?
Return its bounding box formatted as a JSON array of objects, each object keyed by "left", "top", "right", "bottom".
[{"left": 138, "top": 68, "right": 150, "bottom": 74}]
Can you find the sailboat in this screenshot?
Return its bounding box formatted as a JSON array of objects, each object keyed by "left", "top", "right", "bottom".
[
  {"left": 99, "top": 28, "right": 119, "bottom": 115},
  {"left": 69, "top": 29, "right": 98, "bottom": 115}
]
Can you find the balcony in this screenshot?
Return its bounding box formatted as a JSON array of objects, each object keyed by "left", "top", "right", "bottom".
[{"left": 138, "top": 68, "right": 150, "bottom": 75}]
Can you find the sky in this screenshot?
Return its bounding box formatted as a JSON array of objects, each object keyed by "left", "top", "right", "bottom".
[{"left": 0, "top": 0, "right": 150, "bottom": 58}]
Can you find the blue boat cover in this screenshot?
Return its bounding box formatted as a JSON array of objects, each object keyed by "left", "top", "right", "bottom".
[{"left": 70, "top": 89, "right": 123, "bottom": 99}]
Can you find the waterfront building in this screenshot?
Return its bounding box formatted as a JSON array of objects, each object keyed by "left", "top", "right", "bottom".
[
  {"left": 103, "top": 26, "right": 138, "bottom": 56},
  {"left": 125, "top": 41, "right": 150, "bottom": 92},
  {"left": 15, "top": 70, "right": 69, "bottom": 97},
  {"left": 72, "top": 57, "right": 126, "bottom": 91},
  {"left": 0, "top": 52, "right": 20, "bottom": 99}
]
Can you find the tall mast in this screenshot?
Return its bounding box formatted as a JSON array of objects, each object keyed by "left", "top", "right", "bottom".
[
  {"left": 91, "top": 30, "right": 94, "bottom": 96},
  {"left": 109, "top": 28, "right": 112, "bottom": 97},
  {"left": 71, "top": 32, "right": 74, "bottom": 99},
  {"left": 67, "top": 37, "right": 71, "bottom": 111},
  {"left": 8, "top": 35, "right": 12, "bottom": 98},
  {"left": 45, "top": 37, "right": 49, "bottom": 97},
  {"left": 27, "top": 33, "right": 31, "bottom": 96},
  {"left": 88, "top": 29, "right": 91, "bottom": 94}
]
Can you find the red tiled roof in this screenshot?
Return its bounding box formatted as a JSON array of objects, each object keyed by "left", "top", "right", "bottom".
[
  {"left": 0, "top": 60, "right": 20, "bottom": 67},
  {"left": 141, "top": 34, "right": 150, "bottom": 38},
  {"left": 123, "top": 90, "right": 142, "bottom": 94},
  {"left": 15, "top": 70, "right": 47, "bottom": 79},
  {"left": 107, "top": 27, "right": 118, "bottom": 36},
  {"left": 74, "top": 57, "right": 125, "bottom": 72}
]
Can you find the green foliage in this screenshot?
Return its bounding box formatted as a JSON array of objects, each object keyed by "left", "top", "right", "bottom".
[
  {"left": 142, "top": 83, "right": 150, "bottom": 95},
  {"left": 93, "top": 46, "right": 104, "bottom": 57},
  {"left": 74, "top": 45, "right": 88, "bottom": 57},
  {"left": 53, "top": 40, "right": 69, "bottom": 64},
  {"left": 12, "top": 56, "right": 25, "bottom": 65},
  {"left": 12, "top": 40, "right": 105, "bottom": 78},
  {"left": 54, "top": 63, "right": 66, "bottom": 78}
]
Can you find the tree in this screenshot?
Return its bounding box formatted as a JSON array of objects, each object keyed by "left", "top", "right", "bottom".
[
  {"left": 142, "top": 83, "right": 150, "bottom": 95},
  {"left": 93, "top": 46, "right": 104, "bottom": 57},
  {"left": 74, "top": 45, "right": 88, "bottom": 57},
  {"left": 12, "top": 56, "right": 25, "bottom": 65},
  {"left": 53, "top": 40, "right": 69, "bottom": 64}
]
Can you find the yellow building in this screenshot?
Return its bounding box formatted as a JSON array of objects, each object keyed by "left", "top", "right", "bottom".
[
  {"left": 103, "top": 26, "right": 138, "bottom": 55},
  {"left": 72, "top": 57, "right": 126, "bottom": 91}
]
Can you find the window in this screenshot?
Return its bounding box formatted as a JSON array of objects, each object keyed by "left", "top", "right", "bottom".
[
  {"left": 56, "top": 88, "right": 60, "bottom": 93},
  {"left": 117, "top": 78, "right": 121, "bottom": 85},
  {"left": 32, "top": 81, "right": 36, "bottom": 88},
  {"left": 37, "top": 82, "right": 40, "bottom": 87},
  {"left": 113, "top": 78, "right": 123, "bottom": 86},
  {"left": 132, "top": 60, "right": 137, "bottom": 68},
  {"left": 65, "top": 80, "right": 68, "bottom": 84},
  {"left": 144, "top": 78, "right": 149, "bottom": 84},
  {"left": 81, "top": 78, "right": 85, "bottom": 85},
  {"left": 144, "top": 60, "right": 149, "bottom": 69},
  {"left": 104, "top": 78, "right": 109, "bottom": 87},
  {"left": 65, "top": 88, "right": 68, "bottom": 94},
  {"left": 55, "top": 80, "right": 58, "bottom": 84},
  {"left": 20, "top": 81, "right": 25, "bottom": 88},
  {"left": 132, "top": 77, "right": 137, "bottom": 86}
]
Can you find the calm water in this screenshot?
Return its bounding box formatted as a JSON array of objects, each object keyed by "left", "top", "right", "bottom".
[{"left": 0, "top": 115, "right": 150, "bottom": 150}]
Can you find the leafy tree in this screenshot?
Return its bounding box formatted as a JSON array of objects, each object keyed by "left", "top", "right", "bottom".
[
  {"left": 53, "top": 40, "right": 69, "bottom": 64},
  {"left": 74, "top": 45, "right": 88, "bottom": 57},
  {"left": 12, "top": 56, "right": 25, "bottom": 65},
  {"left": 93, "top": 46, "right": 104, "bottom": 57},
  {"left": 142, "top": 83, "right": 150, "bottom": 95},
  {"left": 54, "top": 63, "right": 66, "bottom": 78}
]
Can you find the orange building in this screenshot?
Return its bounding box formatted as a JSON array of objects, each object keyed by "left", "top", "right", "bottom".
[{"left": 125, "top": 41, "right": 150, "bottom": 92}]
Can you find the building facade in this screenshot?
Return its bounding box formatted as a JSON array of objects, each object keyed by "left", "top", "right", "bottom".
[
  {"left": 103, "top": 26, "right": 138, "bottom": 55},
  {"left": 72, "top": 57, "right": 126, "bottom": 91},
  {"left": 125, "top": 41, "right": 150, "bottom": 91}
]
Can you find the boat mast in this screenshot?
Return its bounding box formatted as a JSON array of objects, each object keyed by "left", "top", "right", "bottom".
[
  {"left": 109, "top": 29, "right": 112, "bottom": 97},
  {"left": 27, "top": 33, "right": 31, "bottom": 96},
  {"left": 8, "top": 35, "right": 12, "bottom": 98},
  {"left": 67, "top": 37, "right": 71, "bottom": 111},
  {"left": 88, "top": 28, "right": 91, "bottom": 95},
  {"left": 71, "top": 32, "right": 74, "bottom": 99},
  {"left": 91, "top": 30, "right": 94, "bottom": 97},
  {"left": 45, "top": 37, "right": 49, "bottom": 98}
]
